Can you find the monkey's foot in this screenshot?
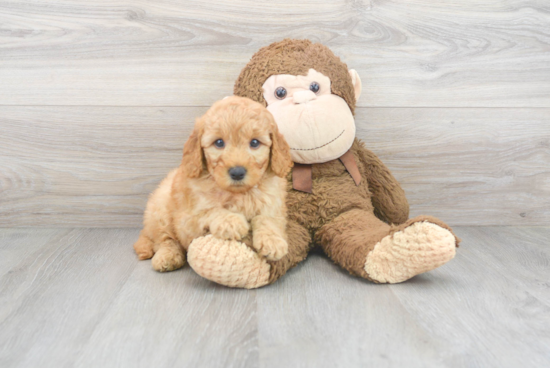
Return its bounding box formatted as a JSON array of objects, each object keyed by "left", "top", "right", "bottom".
[
  {"left": 365, "top": 221, "right": 456, "bottom": 283},
  {"left": 187, "top": 235, "right": 271, "bottom": 289}
]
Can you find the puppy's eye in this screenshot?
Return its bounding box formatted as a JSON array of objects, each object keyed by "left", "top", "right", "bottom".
[
  {"left": 275, "top": 87, "right": 287, "bottom": 100},
  {"left": 309, "top": 82, "right": 320, "bottom": 93},
  {"left": 214, "top": 139, "right": 225, "bottom": 148},
  {"left": 250, "top": 139, "right": 260, "bottom": 148}
]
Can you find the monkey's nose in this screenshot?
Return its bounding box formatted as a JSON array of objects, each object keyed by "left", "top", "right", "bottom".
[
  {"left": 228, "top": 166, "right": 247, "bottom": 181},
  {"left": 293, "top": 90, "right": 317, "bottom": 104}
]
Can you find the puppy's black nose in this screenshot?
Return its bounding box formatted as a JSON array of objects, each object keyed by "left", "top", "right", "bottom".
[{"left": 228, "top": 166, "right": 247, "bottom": 181}]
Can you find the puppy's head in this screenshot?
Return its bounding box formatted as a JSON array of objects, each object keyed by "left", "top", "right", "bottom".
[{"left": 181, "top": 96, "right": 292, "bottom": 193}]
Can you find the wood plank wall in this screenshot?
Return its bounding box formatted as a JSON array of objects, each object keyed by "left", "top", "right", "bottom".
[{"left": 1, "top": 0, "right": 549, "bottom": 226}]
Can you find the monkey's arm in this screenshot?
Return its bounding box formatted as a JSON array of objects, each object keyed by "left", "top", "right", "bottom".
[{"left": 353, "top": 139, "right": 409, "bottom": 225}]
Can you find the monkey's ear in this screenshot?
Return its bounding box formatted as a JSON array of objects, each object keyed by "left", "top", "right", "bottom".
[
  {"left": 349, "top": 69, "right": 362, "bottom": 102},
  {"left": 181, "top": 120, "right": 204, "bottom": 178}
]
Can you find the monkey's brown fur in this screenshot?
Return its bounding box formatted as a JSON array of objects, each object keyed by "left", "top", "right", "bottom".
[
  {"left": 267, "top": 139, "right": 459, "bottom": 283},
  {"left": 234, "top": 39, "right": 459, "bottom": 284}
]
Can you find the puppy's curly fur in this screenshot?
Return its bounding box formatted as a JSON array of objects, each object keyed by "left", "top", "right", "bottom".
[{"left": 133, "top": 97, "right": 293, "bottom": 272}]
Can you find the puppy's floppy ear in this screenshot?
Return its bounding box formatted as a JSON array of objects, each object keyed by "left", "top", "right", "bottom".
[
  {"left": 267, "top": 113, "right": 293, "bottom": 177},
  {"left": 181, "top": 118, "right": 204, "bottom": 178}
]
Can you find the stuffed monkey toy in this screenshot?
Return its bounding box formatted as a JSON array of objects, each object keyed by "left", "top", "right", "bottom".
[{"left": 187, "top": 39, "right": 460, "bottom": 288}]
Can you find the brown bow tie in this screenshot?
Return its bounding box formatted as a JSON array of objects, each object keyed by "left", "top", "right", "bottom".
[{"left": 292, "top": 149, "right": 361, "bottom": 193}]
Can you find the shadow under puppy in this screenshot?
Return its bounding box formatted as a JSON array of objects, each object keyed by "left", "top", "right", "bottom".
[{"left": 134, "top": 96, "right": 293, "bottom": 279}]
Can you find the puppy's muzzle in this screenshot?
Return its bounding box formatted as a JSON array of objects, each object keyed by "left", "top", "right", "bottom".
[{"left": 228, "top": 166, "right": 247, "bottom": 181}]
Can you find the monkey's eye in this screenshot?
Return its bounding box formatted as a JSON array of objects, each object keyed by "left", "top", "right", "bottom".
[
  {"left": 309, "top": 82, "right": 320, "bottom": 93},
  {"left": 275, "top": 87, "right": 287, "bottom": 100},
  {"left": 250, "top": 139, "right": 260, "bottom": 148},
  {"left": 214, "top": 139, "right": 225, "bottom": 148}
]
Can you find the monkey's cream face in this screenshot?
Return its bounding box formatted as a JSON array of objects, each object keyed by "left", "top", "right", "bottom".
[{"left": 262, "top": 69, "right": 356, "bottom": 164}]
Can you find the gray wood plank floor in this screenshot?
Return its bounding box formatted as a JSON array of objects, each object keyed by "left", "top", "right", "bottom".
[{"left": 1, "top": 227, "right": 549, "bottom": 368}]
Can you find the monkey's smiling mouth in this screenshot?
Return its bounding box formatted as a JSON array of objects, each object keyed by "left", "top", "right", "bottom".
[{"left": 290, "top": 130, "right": 345, "bottom": 151}]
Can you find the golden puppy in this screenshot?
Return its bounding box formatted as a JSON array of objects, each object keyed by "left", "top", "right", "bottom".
[{"left": 133, "top": 96, "right": 293, "bottom": 272}]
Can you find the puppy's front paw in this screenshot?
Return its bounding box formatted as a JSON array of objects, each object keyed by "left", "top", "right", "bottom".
[
  {"left": 210, "top": 212, "right": 250, "bottom": 240},
  {"left": 151, "top": 247, "right": 185, "bottom": 272},
  {"left": 253, "top": 233, "right": 288, "bottom": 261}
]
